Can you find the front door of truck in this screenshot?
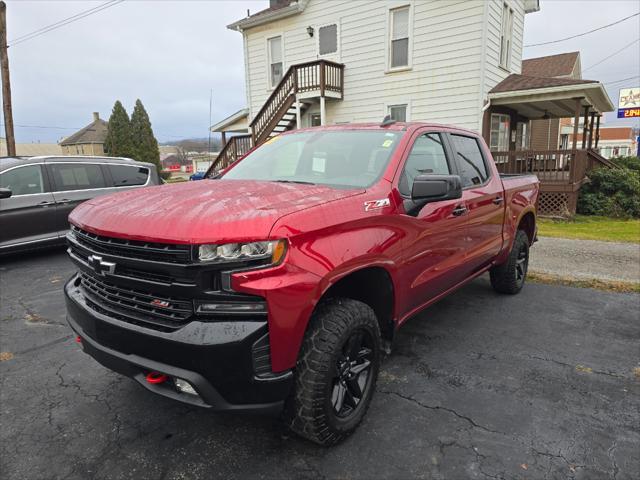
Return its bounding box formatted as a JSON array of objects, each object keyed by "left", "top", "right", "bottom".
[
  {"left": 395, "top": 130, "right": 469, "bottom": 318},
  {"left": 447, "top": 134, "right": 505, "bottom": 273}
]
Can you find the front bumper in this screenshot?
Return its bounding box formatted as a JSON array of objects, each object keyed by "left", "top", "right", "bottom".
[{"left": 65, "top": 274, "right": 292, "bottom": 413}]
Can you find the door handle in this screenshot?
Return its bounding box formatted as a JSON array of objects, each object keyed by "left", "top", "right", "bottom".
[
  {"left": 452, "top": 205, "right": 468, "bottom": 216},
  {"left": 58, "top": 199, "right": 71, "bottom": 204},
  {"left": 493, "top": 196, "right": 504, "bottom": 205},
  {"left": 38, "top": 201, "right": 55, "bottom": 207}
]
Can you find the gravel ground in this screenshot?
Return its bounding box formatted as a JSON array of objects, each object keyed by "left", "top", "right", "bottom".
[
  {"left": 530, "top": 237, "right": 640, "bottom": 283},
  {"left": 1, "top": 248, "right": 639, "bottom": 480}
]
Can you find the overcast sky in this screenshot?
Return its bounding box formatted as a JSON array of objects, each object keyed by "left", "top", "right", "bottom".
[{"left": 2, "top": 0, "right": 639, "bottom": 144}]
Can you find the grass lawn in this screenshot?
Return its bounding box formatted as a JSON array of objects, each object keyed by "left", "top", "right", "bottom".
[{"left": 538, "top": 215, "right": 640, "bottom": 243}]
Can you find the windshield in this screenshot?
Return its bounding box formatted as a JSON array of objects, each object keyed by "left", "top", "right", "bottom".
[{"left": 221, "top": 130, "right": 402, "bottom": 188}]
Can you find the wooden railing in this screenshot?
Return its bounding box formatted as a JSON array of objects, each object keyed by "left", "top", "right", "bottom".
[
  {"left": 206, "top": 60, "right": 344, "bottom": 178},
  {"left": 209, "top": 134, "right": 252, "bottom": 173},
  {"left": 250, "top": 59, "right": 345, "bottom": 145},
  {"left": 490, "top": 149, "right": 614, "bottom": 184}
]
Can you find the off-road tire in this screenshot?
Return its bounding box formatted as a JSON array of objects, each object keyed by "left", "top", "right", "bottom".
[
  {"left": 490, "top": 229, "right": 530, "bottom": 294},
  {"left": 284, "top": 298, "right": 381, "bottom": 446}
]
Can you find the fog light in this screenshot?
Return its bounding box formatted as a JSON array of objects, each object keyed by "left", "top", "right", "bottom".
[{"left": 174, "top": 378, "right": 197, "bottom": 395}]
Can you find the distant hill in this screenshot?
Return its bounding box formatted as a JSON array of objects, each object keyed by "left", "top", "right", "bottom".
[{"left": 159, "top": 137, "right": 221, "bottom": 152}]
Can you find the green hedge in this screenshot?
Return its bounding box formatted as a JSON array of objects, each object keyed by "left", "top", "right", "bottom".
[{"left": 577, "top": 156, "right": 640, "bottom": 218}]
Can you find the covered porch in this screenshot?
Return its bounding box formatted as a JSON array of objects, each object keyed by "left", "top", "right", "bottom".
[{"left": 483, "top": 76, "right": 615, "bottom": 216}]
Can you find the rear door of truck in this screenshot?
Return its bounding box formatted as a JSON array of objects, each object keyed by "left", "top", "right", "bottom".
[{"left": 446, "top": 133, "right": 506, "bottom": 272}]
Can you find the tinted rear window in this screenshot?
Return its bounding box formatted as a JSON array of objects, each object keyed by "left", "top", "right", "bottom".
[
  {"left": 450, "top": 135, "right": 489, "bottom": 187},
  {"left": 50, "top": 163, "right": 106, "bottom": 191},
  {"left": 108, "top": 165, "right": 149, "bottom": 187}
]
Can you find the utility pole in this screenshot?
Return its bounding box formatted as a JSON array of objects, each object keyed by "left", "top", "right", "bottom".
[{"left": 0, "top": 1, "right": 15, "bottom": 156}]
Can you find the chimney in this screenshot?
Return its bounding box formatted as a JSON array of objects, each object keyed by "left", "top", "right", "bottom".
[
  {"left": 93, "top": 112, "right": 99, "bottom": 122},
  {"left": 269, "top": 0, "right": 290, "bottom": 9}
]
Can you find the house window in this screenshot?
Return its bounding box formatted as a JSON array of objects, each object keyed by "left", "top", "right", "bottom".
[
  {"left": 388, "top": 104, "right": 407, "bottom": 122},
  {"left": 311, "top": 114, "right": 321, "bottom": 127},
  {"left": 318, "top": 24, "right": 338, "bottom": 56},
  {"left": 516, "top": 121, "right": 530, "bottom": 150},
  {"left": 500, "top": 3, "right": 514, "bottom": 69},
  {"left": 490, "top": 113, "right": 510, "bottom": 151},
  {"left": 389, "top": 6, "right": 410, "bottom": 68},
  {"left": 268, "top": 35, "right": 283, "bottom": 88}
]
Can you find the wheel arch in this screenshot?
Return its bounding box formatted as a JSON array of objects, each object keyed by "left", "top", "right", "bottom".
[
  {"left": 316, "top": 265, "right": 397, "bottom": 346},
  {"left": 517, "top": 209, "right": 536, "bottom": 245}
]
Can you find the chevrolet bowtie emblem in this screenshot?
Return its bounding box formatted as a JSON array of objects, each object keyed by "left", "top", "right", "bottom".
[{"left": 87, "top": 255, "right": 116, "bottom": 276}]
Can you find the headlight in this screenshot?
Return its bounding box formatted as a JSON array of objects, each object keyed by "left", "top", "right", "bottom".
[{"left": 198, "top": 239, "right": 287, "bottom": 265}]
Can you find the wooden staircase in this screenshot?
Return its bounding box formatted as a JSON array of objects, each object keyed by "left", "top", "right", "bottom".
[{"left": 207, "top": 59, "right": 344, "bottom": 174}]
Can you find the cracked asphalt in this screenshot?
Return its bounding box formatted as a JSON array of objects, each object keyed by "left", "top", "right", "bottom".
[{"left": 1, "top": 248, "right": 639, "bottom": 480}]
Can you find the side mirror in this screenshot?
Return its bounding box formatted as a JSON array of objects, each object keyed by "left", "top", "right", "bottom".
[
  {"left": 0, "top": 188, "right": 12, "bottom": 199},
  {"left": 411, "top": 174, "right": 462, "bottom": 202}
]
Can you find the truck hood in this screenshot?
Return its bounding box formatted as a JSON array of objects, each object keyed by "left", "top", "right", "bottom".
[{"left": 69, "top": 179, "right": 364, "bottom": 244}]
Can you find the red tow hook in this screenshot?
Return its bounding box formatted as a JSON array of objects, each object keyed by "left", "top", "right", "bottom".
[
  {"left": 75, "top": 336, "right": 82, "bottom": 344},
  {"left": 146, "top": 371, "right": 168, "bottom": 384}
]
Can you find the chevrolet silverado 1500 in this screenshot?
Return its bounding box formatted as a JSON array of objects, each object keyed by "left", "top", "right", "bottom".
[{"left": 65, "top": 122, "right": 538, "bottom": 445}]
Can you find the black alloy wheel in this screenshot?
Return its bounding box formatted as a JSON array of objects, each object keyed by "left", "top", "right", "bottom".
[
  {"left": 514, "top": 242, "right": 529, "bottom": 288},
  {"left": 331, "top": 329, "right": 374, "bottom": 419}
]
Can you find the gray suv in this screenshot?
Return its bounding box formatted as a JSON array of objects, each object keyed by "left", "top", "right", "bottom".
[{"left": 0, "top": 156, "right": 161, "bottom": 254}]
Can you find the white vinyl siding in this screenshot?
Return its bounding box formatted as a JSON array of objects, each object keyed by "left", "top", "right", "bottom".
[
  {"left": 267, "top": 35, "right": 284, "bottom": 88},
  {"left": 499, "top": 2, "right": 514, "bottom": 69},
  {"left": 241, "top": 0, "right": 528, "bottom": 134},
  {"left": 483, "top": 0, "right": 525, "bottom": 117},
  {"left": 389, "top": 6, "right": 410, "bottom": 69}
]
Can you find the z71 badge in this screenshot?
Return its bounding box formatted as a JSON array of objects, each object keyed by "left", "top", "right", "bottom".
[{"left": 364, "top": 199, "right": 391, "bottom": 211}]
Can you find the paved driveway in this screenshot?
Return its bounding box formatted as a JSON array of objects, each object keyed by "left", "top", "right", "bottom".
[{"left": 1, "top": 248, "right": 638, "bottom": 480}]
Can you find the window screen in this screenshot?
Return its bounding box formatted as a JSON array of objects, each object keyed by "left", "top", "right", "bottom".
[
  {"left": 268, "top": 36, "right": 283, "bottom": 87},
  {"left": 450, "top": 135, "right": 489, "bottom": 187},
  {"left": 490, "top": 114, "right": 510, "bottom": 151},
  {"left": 108, "top": 165, "right": 149, "bottom": 187},
  {"left": 318, "top": 24, "right": 338, "bottom": 55},
  {"left": 50, "top": 163, "right": 106, "bottom": 191},
  {"left": 499, "top": 3, "right": 513, "bottom": 68},
  {"left": 390, "top": 7, "right": 409, "bottom": 68},
  {"left": 0, "top": 165, "right": 45, "bottom": 195},
  {"left": 388, "top": 104, "right": 407, "bottom": 122},
  {"left": 399, "top": 133, "right": 449, "bottom": 196}
]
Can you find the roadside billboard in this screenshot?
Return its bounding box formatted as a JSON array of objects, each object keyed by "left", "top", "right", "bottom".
[{"left": 617, "top": 88, "right": 640, "bottom": 118}]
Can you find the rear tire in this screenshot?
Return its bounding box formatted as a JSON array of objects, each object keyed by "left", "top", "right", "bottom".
[
  {"left": 285, "top": 298, "right": 381, "bottom": 446},
  {"left": 490, "top": 229, "right": 530, "bottom": 294}
]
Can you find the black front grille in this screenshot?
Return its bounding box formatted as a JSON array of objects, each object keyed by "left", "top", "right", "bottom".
[
  {"left": 79, "top": 272, "right": 193, "bottom": 331},
  {"left": 71, "top": 226, "right": 192, "bottom": 263}
]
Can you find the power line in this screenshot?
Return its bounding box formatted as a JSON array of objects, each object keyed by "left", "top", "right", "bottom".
[
  {"left": 524, "top": 12, "right": 640, "bottom": 47},
  {"left": 583, "top": 38, "right": 640, "bottom": 73},
  {"left": 604, "top": 75, "right": 640, "bottom": 86},
  {"left": 0, "top": 123, "right": 81, "bottom": 130},
  {"left": 8, "top": 0, "right": 123, "bottom": 48}
]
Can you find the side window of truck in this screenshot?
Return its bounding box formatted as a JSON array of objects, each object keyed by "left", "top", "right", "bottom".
[
  {"left": 398, "top": 133, "right": 450, "bottom": 196},
  {"left": 450, "top": 135, "right": 489, "bottom": 187}
]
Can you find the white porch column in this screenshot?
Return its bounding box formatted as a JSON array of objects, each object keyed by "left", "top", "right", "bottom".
[
  {"left": 320, "top": 96, "right": 326, "bottom": 126},
  {"left": 295, "top": 94, "right": 301, "bottom": 129}
]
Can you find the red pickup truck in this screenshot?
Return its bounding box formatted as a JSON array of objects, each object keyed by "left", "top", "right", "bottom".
[{"left": 64, "top": 122, "right": 538, "bottom": 445}]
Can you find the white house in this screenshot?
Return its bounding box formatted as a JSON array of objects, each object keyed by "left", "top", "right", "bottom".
[
  {"left": 211, "top": 0, "right": 616, "bottom": 216},
  {"left": 215, "top": 0, "right": 538, "bottom": 136}
]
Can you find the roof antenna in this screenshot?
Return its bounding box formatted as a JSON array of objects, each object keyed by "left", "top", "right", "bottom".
[{"left": 380, "top": 115, "right": 396, "bottom": 127}]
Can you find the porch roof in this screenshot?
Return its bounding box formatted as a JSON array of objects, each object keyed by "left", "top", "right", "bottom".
[
  {"left": 210, "top": 108, "right": 249, "bottom": 133},
  {"left": 488, "top": 74, "right": 614, "bottom": 119}
]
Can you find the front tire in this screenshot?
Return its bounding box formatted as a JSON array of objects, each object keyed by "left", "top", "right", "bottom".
[
  {"left": 285, "top": 298, "right": 381, "bottom": 446},
  {"left": 490, "top": 229, "right": 530, "bottom": 294}
]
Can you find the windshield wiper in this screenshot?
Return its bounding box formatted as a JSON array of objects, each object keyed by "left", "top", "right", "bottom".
[{"left": 272, "top": 179, "right": 316, "bottom": 185}]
